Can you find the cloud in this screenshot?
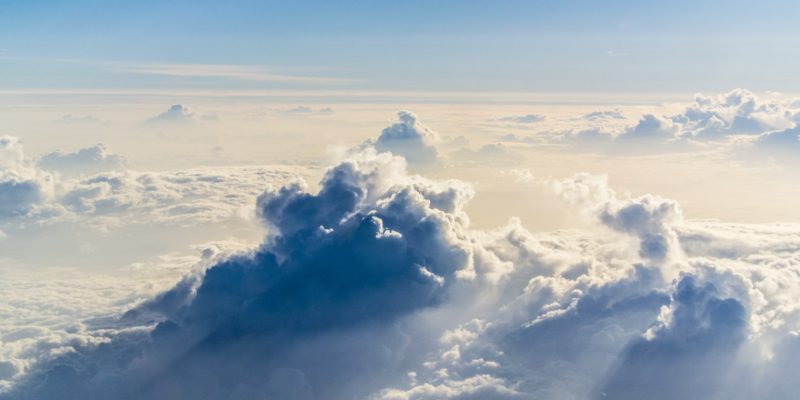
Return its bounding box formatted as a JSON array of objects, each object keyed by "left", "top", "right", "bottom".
[
  {"left": 38, "top": 144, "right": 126, "bottom": 175},
  {"left": 746, "top": 125, "right": 800, "bottom": 164},
  {"left": 148, "top": 104, "right": 194, "bottom": 123},
  {"left": 547, "top": 90, "right": 800, "bottom": 160},
  {"left": 452, "top": 143, "right": 525, "bottom": 165},
  {"left": 0, "top": 136, "right": 53, "bottom": 218},
  {"left": 616, "top": 114, "right": 679, "bottom": 142},
  {"left": 372, "top": 111, "right": 440, "bottom": 166},
  {"left": 118, "top": 62, "right": 353, "bottom": 85},
  {"left": 674, "top": 89, "right": 797, "bottom": 140},
  {"left": 583, "top": 109, "right": 625, "bottom": 121},
  {"left": 495, "top": 114, "right": 545, "bottom": 124},
  {"left": 595, "top": 273, "right": 747, "bottom": 400},
  {"left": 0, "top": 136, "right": 309, "bottom": 232},
  {"left": 57, "top": 114, "right": 101, "bottom": 124},
  {"left": 5, "top": 149, "right": 479, "bottom": 399},
  {"left": 285, "top": 106, "right": 334, "bottom": 114},
  {"left": 0, "top": 242, "right": 245, "bottom": 392},
  {"left": 5, "top": 114, "right": 800, "bottom": 400},
  {"left": 553, "top": 173, "right": 684, "bottom": 262}
]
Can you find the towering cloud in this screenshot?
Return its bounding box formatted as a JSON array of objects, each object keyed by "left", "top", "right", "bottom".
[
  {"left": 3, "top": 149, "right": 480, "bottom": 399},
  {"left": 373, "top": 112, "right": 440, "bottom": 166}
]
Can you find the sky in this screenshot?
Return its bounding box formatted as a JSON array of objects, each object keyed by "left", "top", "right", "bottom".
[
  {"left": 3, "top": 0, "right": 800, "bottom": 93},
  {"left": 2, "top": 2, "right": 800, "bottom": 400}
]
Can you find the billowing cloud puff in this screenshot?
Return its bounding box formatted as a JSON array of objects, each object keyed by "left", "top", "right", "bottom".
[
  {"left": 552, "top": 90, "right": 800, "bottom": 160},
  {"left": 596, "top": 273, "right": 747, "bottom": 400},
  {"left": 553, "top": 172, "right": 683, "bottom": 262},
  {"left": 3, "top": 149, "right": 479, "bottom": 399},
  {"left": 38, "top": 144, "right": 126, "bottom": 175},
  {"left": 675, "top": 89, "right": 797, "bottom": 140},
  {"left": 0, "top": 136, "right": 53, "bottom": 217},
  {"left": 0, "top": 135, "right": 307, "bottom": 232},
  {"left": 617, "top": 114, "right": 679, "bottom": 142},
  {"left": 373, "top": 111, "right": 439, "bottom": 166}
]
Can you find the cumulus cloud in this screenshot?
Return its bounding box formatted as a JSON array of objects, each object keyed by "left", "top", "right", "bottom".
[
  {"left": 549, "top": 89, "right": 800, "bottom": 161},
  {"left": 38, "top": 144, "right": 126, "bottom": 175},
  {"left": 5, "top": 149, "right": 479, "bottom": 399},
  {"left": 674, "top": 89, "right": 797, "bottom": 140},
  {"left": 595, "top": 273, "right": 747, "bottom": 400},
  {"left": 148, "top": 104, "right": 194, "bottom": 123},
  {"left": 372, "top": 111, "right": 440, "bottom": 166},
  {"left": 616, "top": 114, "right": 679, "bottom": 142},
  {"left": 0, "top": 136, "right": 54, "bottom": 218},
  {"left": 0, "top": 136, "right": 308, "bottom": 232}
]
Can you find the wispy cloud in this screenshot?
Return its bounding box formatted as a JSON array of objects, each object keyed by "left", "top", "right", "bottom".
[
  {"left": 117, "top": 62, "right": 355, "bottom": 85},
  {"left": 0, "top": 55, "right": 356, "bottom": 86}
]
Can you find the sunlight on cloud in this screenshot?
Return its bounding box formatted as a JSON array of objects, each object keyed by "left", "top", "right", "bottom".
[{"left": 1, "top": 111, "right": 799, "bottom": 399}]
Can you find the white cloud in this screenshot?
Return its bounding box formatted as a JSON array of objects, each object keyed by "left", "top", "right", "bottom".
[
  {"left": 495, "top": 114, "right": 545, "bottom": 124},
  {"left": 583, "top": 109, "right": 625, "bottom": 121},
  {"left": 0, "top": 136, "right": 310, "bottom": 234},
  {"left": 38, "top": 144, "right": 126, "bottom": 175},
  {"left": 547, "top": 89, "right": 800, "bottom": 161},
  {"left": 452, "top": 143, "right": 525, "bottom": 166},
  {"left": 0, "top": 136, "right": 54, "bottom": 218},
  {"left": 118, "top": 62, "right": 353, "bottom": 85},
  {"left": 372, "top": 111, "right": 440, "bottom": 166},
  {"left": 147, "top": 104, "right": 194, "bottom": 123}
]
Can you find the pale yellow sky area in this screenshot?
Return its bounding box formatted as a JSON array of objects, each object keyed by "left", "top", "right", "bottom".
[{"left": 1, "top": 91, "right": 797, "bottom": 231}]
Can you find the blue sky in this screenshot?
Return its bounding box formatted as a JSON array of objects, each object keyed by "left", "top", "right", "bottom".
[{"left": 3, "top": 0, "right": 800, "bottom": 93}]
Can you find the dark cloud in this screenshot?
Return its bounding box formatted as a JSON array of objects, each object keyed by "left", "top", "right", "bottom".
[{"left": 595, "top": 274, "right": 747, "bottom": 400}]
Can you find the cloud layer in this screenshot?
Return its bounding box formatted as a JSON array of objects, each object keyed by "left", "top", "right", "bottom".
[{"left": 3, "top": 108, "right": 800, "bottom": 399}]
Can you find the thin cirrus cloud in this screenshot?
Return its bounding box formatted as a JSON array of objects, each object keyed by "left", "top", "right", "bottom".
[{"left": 117, "top": 62, "right": 357, "bottom": 85}]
